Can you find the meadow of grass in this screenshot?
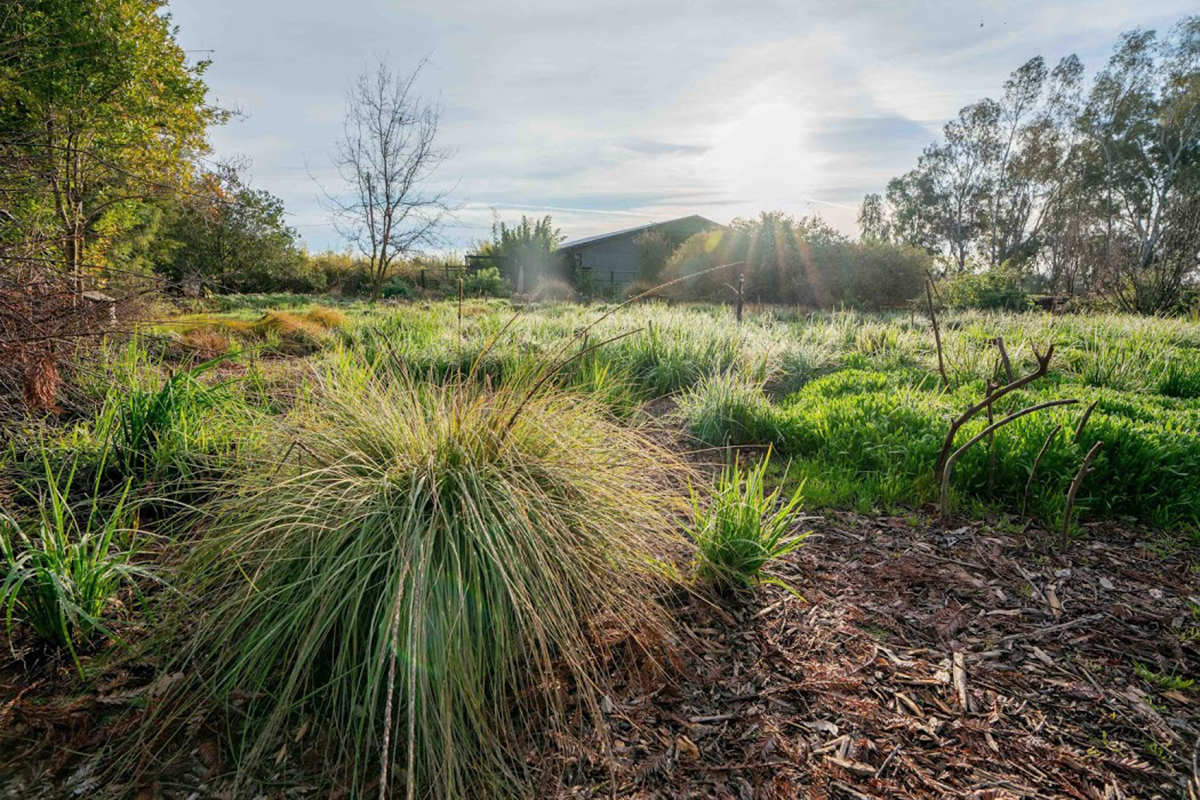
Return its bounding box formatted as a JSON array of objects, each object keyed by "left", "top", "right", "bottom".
[{"left": 2, "top": 294, "right": 1197, "bottom": 795}]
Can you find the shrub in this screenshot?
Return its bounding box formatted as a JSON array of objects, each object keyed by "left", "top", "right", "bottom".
[
  {"left": 940, "top": 266, "right": 1032, "bottom": 311},
  {"left": 462, "top": 266, "right": 510, "bottom": 298},
  {"left": 0, "top": 457, "right": 153, "bottom": 671},
  {"left": 689, "top": 453, "right": 808, "bottom": 593},
  {"left": 379, "top": 276, "right": 413, "bottom": 300},
  {"left": 170, "top": 368, "right": 686, "bottom": 796},
  {"left": 532, "top": 276, "right": 576, "bottom": 303}
]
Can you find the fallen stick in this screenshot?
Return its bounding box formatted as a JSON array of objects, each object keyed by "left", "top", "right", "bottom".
[
  {"left": 994, "top": 613, "right": 1106, "bottom": 646},
  {"left": 952, "top": 651, "right": 971, "bottom": 713}
]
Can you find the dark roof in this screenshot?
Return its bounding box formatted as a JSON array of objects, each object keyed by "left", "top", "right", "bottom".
[{"left": 558, "top": 215, "right": 720, "bottom": 250}]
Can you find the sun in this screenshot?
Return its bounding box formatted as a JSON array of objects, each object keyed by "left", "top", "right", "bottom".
[{"left": 708, "top": 101, "right": 821, "bottom": 209}]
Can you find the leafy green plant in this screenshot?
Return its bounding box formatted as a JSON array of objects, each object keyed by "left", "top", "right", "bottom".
[
  {"left": 461, "top": 266, "right": 510, "bottom": 297},
  {"left": 104, "top": 361, "right": 228, "bottom": 481},
  {"left": 1134, "top": 661, "right": 1195, "bottom": 691},
  {"left": 690, "top": 453, "right": 809, "bottom": 593},
  {"left": 168, "top": 366, "right": 686, "bottom": 797},
  {"left": 0, "top": 456, "right": 153, "bottom": 671},
  {"left": 1157, "top": 357, "right": 1200, "bottom": 398},
  {"left": 379, "top": 275, "right": 413, "bottom": 299}
]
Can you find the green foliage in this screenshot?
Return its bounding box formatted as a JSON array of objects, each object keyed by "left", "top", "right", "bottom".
[
  {"left": 154, "top": 165, "right": 307, "bottom": 294},
  {"left": 1133, "top": 661, "right": 1195, "bottom": 691},
  {"left": 0, "top": 0, "right": 222, "bottom": 272},
  {"left": 663, "top": 211, "right": 928, "bottom": 308},
  {"left": 462, "top": 266, "right": 510, "bottom": 297},
  {"left": 1157, "top": 358, "right": 1200, "bottom": 398},
  {"left": 380, "top": 275, "right": 413, "bottom": 299},
  {"left": 633, "top": 227, "right": 675, "bottom": 282},
  {"left": 689, "top": 454, "right": 808, "bottom": 593},
  {"left": 940, "top": 266, "right": 1032, "bottom": 311},
  {"left": 103, "top": 363, "right": 229, "bottom": 482},
  {"left": 474, "top": 215, "right": 564, "bottom": 291},
  {"left": 171, "top": 367, "right": 685, "bottom": 796},
  {"left": 0, "top": 457, "right": 153, "bottom": 670}
]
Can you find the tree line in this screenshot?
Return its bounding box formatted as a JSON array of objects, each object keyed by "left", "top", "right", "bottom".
[{"left": 859, "top": 16, "right": 1200, "bottom": 314}]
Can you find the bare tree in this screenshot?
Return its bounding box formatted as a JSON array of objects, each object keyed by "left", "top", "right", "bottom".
[{"left": 326, "top": 57, "right": 451, "bottom": 299}]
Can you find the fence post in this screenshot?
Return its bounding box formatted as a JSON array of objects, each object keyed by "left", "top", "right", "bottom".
[{"left": 735, "top": 269, "right": 745, "bottom": 325}]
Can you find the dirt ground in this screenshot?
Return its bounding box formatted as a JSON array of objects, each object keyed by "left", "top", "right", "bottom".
[{"left": 3, "top": 511, "right": 1198, "bottom": 799}]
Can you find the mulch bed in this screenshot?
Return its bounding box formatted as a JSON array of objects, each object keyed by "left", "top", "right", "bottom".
[
  {"left": 549, "top": 512, "right": 1200, "bottom": 799},
  {"left": 3, "top": 513, "right": 1198, "bottom": 798}
]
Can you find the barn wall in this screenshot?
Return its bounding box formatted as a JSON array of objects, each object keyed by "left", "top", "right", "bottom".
[{"left": 564, "top": 217, "right": 717, "bottom": 287}]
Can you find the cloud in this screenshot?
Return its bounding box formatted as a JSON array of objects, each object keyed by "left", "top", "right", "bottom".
[{"left": 170, "top": 0, "right": 1197, "bottom": 251}]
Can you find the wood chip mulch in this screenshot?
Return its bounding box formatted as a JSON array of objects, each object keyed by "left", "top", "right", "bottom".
[
  {"left": 2, "top": 513, "right": 1198, "bottom": 798},
  {"left": 547, "top": 513, "right": 1200, "bottom": 799}
]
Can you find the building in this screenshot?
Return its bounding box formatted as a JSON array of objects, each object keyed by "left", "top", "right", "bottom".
[{"left": 558, "top": 215, "right": 720, "bottom": 288}]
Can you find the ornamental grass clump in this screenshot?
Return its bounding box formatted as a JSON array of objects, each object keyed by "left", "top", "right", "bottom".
[
  {"left": 172, "top": 365, "right": 687, "bottom": 797},
  {"left": 0, "top": 456, "right": 153, "bottom": 673},
  {"left": 689, "top": 453, "right": 809, "bottom": 594}
]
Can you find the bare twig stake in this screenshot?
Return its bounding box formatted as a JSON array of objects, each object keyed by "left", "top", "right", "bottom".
[
  {"left": 939, "top": 399, "right": 1079, "bottom": 515},
  {"left": 925, "top": 276, "right": 949, "bottom": 389},
  {"left": 1023, "top": 423, "right": 1062, "bottom": 517},
  {"left": 735, "top": 269, "right": 745, "bottom": 325},
  {"left": 1074, "top": 400, "right": 1098, "bottom": 443},
  {"left": 992, "top": 336, "right": 1014, "bottom": 383},
  {"left": 1062, "top": 441, "right": 1104, "bottom": 549},
  {"left": 985, "top": 381, "right": 996, "bottom": 494},
  {"left": 935, "top": 345, "right": 1056, "bottom": 482}
]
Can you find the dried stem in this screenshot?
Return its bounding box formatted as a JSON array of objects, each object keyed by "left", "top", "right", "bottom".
[
  {"left": 935, "top": 345, "right": 1055, "bottom": 482},
  {"left": 1062, "top": 441, "right": 1104, "bottom": 549},
  {"left": 1074, "top": 400, "right": 1098, "bottom": 443},
  {"left": 940, "top": 399, "right": 1079, "bottom": 515},
  {"left": 1023, "top": 424, "right": 1062, "bottom": 517},
  {"left": 925, "top": 276, "right": 948, "bottom": 389},
  {"left": 993, "top": 336, "right": 1014, "bottom": 383}
]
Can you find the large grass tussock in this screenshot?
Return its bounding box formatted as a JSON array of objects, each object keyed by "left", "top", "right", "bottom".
[{"left": 173, "top": 366, "right": 688, "bottom": 796}]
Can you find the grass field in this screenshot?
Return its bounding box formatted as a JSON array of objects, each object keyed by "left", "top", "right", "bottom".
[
  {"left": 157, "top": 298, "right": 1200, "bottom": 532},
  {"left": 2, "top": 296, "right": 1198, "bottom": 797}
]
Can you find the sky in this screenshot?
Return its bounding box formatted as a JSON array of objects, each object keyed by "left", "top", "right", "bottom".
[{"left": 170, "top": 0, "right": 1196, "bottom": 255}]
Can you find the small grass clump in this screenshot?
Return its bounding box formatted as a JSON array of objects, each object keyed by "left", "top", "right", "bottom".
[
  {"left": 0, "top": 457, "right": 152, "bottom": 671},
  {"left": 1157, "top": 358, "right": 1200, "bottom": 398},
  {"left": 169, "top": 365, "right": 687, "bottom": 797},
  {"left": 689, "top": 453, "right": 808, "bottom": 594},
  {"left": 680, "top": 371, "right": 778, "bottom": 447}
]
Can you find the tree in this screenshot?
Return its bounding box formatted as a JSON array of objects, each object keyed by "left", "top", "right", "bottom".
[
  {"left": 156, "top": 164, "right": 306, "bottom": 294},
  {"left": 0, "top": 0, "right": 221, "bottom": 293},
  {"left": 869, "top": 14, "right": 1200, "bottom": 311},
  {"left": 857, "top": 193, "right": 890, "bottom": 241},
  {"left": 633, "top": 228, "right": 674, "bottom": 282},
  {"left": 475, "top": 215, "right": 563, "bottom": 292},
  {"left": 326, "top": 57, "right": 450, "bottom": 300}
]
